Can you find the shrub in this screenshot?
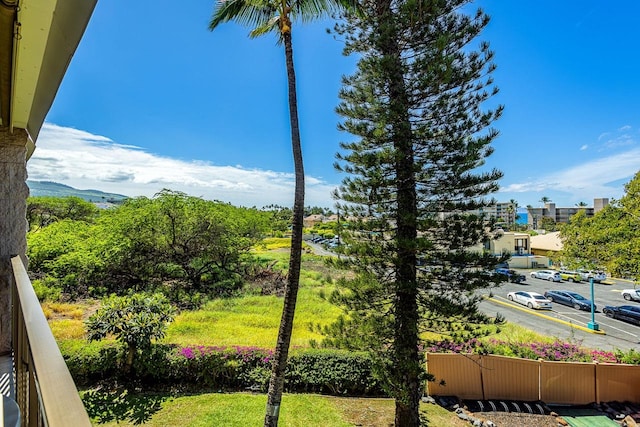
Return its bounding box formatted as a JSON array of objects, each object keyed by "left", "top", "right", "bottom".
[
  {"left": 427, "top": 338, "right": 621, "bottom": 364},
  {"left": 615, "top": 348, "right": 640, "bottom": 365},
  {"left": 32, "top": 278, "right": 62, "bottom": 301},
  {"left": 286, "top": 350, "right": 382, "bottom": 395},
  {"left": 86, "top": 293, "right": 175, "bottom": 374},
  {"left": 60, "top": 340, "right": 122, "bottom": 384},
  {"left": 63, "top": 344, "right": 383, "bottom": 395}
]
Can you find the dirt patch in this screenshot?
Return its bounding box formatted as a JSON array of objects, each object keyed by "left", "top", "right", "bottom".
[
  {"left": 473, "top": 411, "right": 560, "bottom": 426},
  {"left": 330, "top": 397, "right": 395, "bottom": 426}
]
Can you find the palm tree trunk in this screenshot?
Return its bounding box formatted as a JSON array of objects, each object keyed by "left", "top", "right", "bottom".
[{"left": 264, "top": 29, "right": 304, "bottom": 427}]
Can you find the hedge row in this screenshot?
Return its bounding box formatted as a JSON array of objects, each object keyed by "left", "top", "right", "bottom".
[{"left": 61, "top": 342, "right": 384, "bottom": 396}]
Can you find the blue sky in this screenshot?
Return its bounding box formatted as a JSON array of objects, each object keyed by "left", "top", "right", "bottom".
[{"left": 32, "top": 0, "right": 640, "bottom": 209}]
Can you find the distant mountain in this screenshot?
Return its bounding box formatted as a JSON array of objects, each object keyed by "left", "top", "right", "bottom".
[{"left": 27, "top": 181, "right": 128, "bottom": 203}]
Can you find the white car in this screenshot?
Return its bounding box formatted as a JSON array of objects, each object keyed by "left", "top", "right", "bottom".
[
  {"left": 622, "top": 289, "right": 640, "bottom": 302},
  {"left": 507, "top": 291, "right": 553, "bottom": 310},
  {"left": 529, "top": 270, "right": 561, "bottom": 282},
  {"left": 577, "top": 269, "right": 607, "bottom": 283}
]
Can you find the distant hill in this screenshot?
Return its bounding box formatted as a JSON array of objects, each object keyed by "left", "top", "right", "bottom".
[{"left": 27, "top": 181, "right": 128, "bottom": 203}]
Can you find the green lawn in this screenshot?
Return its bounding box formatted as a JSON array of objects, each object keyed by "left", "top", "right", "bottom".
[{"left": 89, "top": 392, "right": 468, "bottom": 427}]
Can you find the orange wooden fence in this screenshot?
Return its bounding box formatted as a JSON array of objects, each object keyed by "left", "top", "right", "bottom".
[{"left": 426, "top": 353, "right": 640, "bottom": 405}]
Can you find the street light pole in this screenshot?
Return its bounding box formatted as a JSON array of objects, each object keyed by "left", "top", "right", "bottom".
[{"left": 587, "top": 277, "right": 599, "bottom": 331}]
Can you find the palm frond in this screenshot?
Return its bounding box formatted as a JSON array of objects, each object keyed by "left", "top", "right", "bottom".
[
  {"left": 209, "top": 0, "right": 279, "bottom": 33},
  {"left": 250, "top": 16, "right": 281, "bottom": 38},
  {"left": 289, "top": 0, "right": 362, "bottom": 22},
  {"left": 210, "top": 0, "right": 362, "bottom": 34}
]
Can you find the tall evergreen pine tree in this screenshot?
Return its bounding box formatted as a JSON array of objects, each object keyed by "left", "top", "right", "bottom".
[{"left": 331, "top": 1, "right": 504, "bottom": 425}]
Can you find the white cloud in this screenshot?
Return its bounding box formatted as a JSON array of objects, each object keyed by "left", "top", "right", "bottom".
[
  {"left": 603, "top": 134, "right": 635, "bottom": 149},
  {"left": 596, "top": 126, "right": 637, "bottom": 150},
  {"left": 499, "top": 147, "right": 640, "bottom": 203},
  {"left": 580, "top": 144, "right": 588, "bottom": 151},
  {"left": 28, "top": 123, "right": 338, "bottom": 207}
]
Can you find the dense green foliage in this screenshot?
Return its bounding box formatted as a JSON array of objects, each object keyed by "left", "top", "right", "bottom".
[
  {"left": 331, "top": 1, "right": 503, "bottom": 424},
  {"left": 86, "top": 293, "right": 175, "bottom": 373},
  {"left": 560, "top": 171, "right": 640, "bottom": 278},
  {"left": 27, "top": 191, "right": 271, "bottom": 303},
  {"left": 27, "top": 196, "right": 99, "bottom": 230},
  {"left": 63, "top": 341, "right": 382, "bottom": 395}
]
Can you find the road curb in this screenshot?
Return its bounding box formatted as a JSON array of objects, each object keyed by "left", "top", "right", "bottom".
[{"left": 485, "top": 295, "right": 607, "bottom": 335}]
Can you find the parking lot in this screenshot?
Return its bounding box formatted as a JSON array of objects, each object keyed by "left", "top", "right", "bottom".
[{"left": 479, "top": 270, "right": 640, "bottom": 352}]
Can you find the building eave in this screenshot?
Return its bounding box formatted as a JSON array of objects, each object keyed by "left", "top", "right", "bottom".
[{"left": 0, "top": 0, "right": 97, "bottom": 154}]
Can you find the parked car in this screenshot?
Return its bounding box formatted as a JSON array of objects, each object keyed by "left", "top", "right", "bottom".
[
  {"left": 602, "top": 305, "right": 640, "bottom": 326},
  {"left": 621, "top": 289, "right": 640, "bottom": 302},
  {"left": 530, "top": 270, "right": 562, "bottom": 282},
  {"left": 577, "top": 269, "right": 607, "bottom": 283},
  {"left": 496, "top": 268, "right": 526, "bottom": 283},
  {"left": 558, "top": 270, "right": 582, "bottom": 282},
  {"left": 543, "top": 290, "right": 595, "bottom": 311},
  {"left": 507, "top": 291, "right": 552, "bottom": 310}
]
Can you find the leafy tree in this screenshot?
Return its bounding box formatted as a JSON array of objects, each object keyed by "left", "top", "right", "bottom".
[
  {"left": 95, "top": 190, "right": 269, "bottom": 299},
  {"left": 86, "top": 293, "right": 175, "bottom": 374},
  {"left": 540, "top": 216, "right": 557, "bottom": 232},
  {"left": 27, "top": 196, "right": 98, "bottom": 230},
  {"left": 209, "top": 1, "right": 358, "bottom": 425},
  {"left": 27, "top": 219, "right": 103, "bottom": 298},
  {"left": 262, "top": 205, "right": 293, "bottom": 235},
  {"left": 304, "top": 206, "right": 333, "bottom": 216},
  {"left": 27, "top": 190, "right": 270, "bottom": 301},
  {"left": 331, "top": 2, "right": 502, "bottom": 425},
  {"left": 561, "top": 172, "right": 640, "bottom": 278}
]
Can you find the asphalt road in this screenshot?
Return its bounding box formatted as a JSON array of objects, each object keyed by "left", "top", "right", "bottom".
[
  {"left": 305, "top": 242, "right": 639, "bottom": 351},
  {"left": 479, "top": 270, "right": 640, "bottom": 352}
]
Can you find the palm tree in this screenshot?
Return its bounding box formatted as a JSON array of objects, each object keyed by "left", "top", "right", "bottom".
[
  {"left": 508, "top": 198, "right": 519, "bottom": 226},
  {"left": 539, "top": 196, "right": 551, "bottom": 206},
  {"left": 576, "top": 201, "right": 588, "bottom": 208},
  {"left": 209, "top": 2, "right": 358, "bottom": 425}
]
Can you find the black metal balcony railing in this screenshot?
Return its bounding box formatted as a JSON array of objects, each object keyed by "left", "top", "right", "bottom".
[{"left": 10, "top": 256, "right": 91, "bottom": 427}]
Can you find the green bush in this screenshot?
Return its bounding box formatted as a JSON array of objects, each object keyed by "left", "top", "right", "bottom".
[
  {"left": 31, "top": 278, "right": 62, "bottom": 301},
  {"left": 287, "top": 350, "right": 381, "bottom": 395},
  {"left": 615, "top": 348, "right": 640, "bottom": 365},
  {"left": 60, "top": 340, "right": 122, "bottom": 384},
  {"left": 63, "top": 343, "right": 383, "bottom": 395}
]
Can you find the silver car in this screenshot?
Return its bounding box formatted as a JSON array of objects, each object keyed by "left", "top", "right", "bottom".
[{"left": 529, "top": 270, "right": 561, "bottom": 282}]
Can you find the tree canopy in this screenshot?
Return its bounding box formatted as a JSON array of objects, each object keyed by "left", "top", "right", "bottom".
[
  {"left": 27, "top": 196, "right": 98, "bottom": 230},
  {"left": 561, "top": 171, "right": 640, "bottom": 279},
  {"left": 330, "top": 1, "right": 503, "bottom": 425},
  {"left": 27, "top": 191, "right": 271, "bottom": 303}
]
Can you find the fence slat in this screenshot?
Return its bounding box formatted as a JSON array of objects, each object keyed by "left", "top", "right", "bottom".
[
  {"left": 427, "top": 353, "right": 640, "bottom": 405},
  {"left": 426, "top": 354, "right": 484, "bottom": 399}
]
